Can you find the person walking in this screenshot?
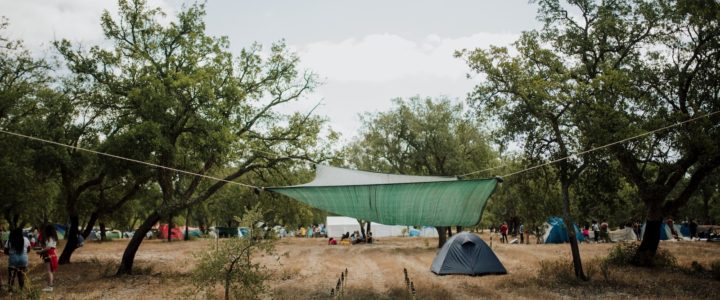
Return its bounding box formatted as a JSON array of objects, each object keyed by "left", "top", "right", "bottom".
[
  {"left": 38, "top": 224, "right": 59, "bottom": 292},
  {"left": 5, "top": 228, "right": 31, "bottom": 290}
]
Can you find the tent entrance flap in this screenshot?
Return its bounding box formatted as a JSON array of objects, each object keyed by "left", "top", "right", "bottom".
[{"left": 267, "top": 165, "right": 499, "bottom": 226}]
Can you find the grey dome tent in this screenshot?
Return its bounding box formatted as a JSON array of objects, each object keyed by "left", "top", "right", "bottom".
[{"left": 431, "top": 232, "right": 507, "bottom": 276}]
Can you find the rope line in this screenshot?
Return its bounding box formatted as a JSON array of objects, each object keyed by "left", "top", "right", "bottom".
[
  {"left": 458, "top": 164, "right": 509, "bottom": 177},
  {"left": 497, "top": 110, "right": 720, "bottom": 178},
  {"left": 0, "top": 129, "right": 260, "bottom": 189}
]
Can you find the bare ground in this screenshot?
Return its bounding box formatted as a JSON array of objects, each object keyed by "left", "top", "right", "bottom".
[{"left": 1, "top": 233, "right": 718, "bottom": 299}]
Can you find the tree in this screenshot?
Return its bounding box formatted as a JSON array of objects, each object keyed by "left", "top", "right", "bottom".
[
  {"left": 346, "top": 96, "right": 497, "bottom": 247},
  {"left": 528, "top": 0, "right": 720, "bottom": 264},
  {"left": 0, "top": 17, "right": 56, "bottom": 230},
  {"left": 461, "top": 26, "right": 595, "bottom": 278},
  {"left": 55, "top": 0, "right": 332, "bottom": 274}
]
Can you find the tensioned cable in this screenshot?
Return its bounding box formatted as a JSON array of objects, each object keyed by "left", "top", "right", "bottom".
[
  {"left": 495, "top": 110, "right": 720, "bottom": 179},
  {"left": 0, "top": 129, "right": 260, "bottom": 189},
  {"left": 458, "top": 164, "right": 509, "bottom": 177}
]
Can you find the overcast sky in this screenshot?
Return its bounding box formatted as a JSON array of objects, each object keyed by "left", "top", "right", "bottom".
[{"left": 1, "top": 0, "right": 540, "bottom": 141}]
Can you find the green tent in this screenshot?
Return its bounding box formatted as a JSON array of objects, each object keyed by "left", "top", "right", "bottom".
[{"left": 267, "top": 165, "right": 500, "bottom": 226}]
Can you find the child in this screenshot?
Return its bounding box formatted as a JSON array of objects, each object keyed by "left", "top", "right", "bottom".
[{"left": 37, "top": 224, "right": 59, "bottom": 292}]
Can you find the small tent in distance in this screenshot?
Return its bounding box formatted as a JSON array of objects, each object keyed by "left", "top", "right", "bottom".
[
  {"left": 542, "top": 217, "right": 584, "bottom": 244},
  {"left": 325, "top": 216, "right": 406, "bottom": 238},
  {"left": 431, "top": 232, "right": 507, "bottom": 276}
]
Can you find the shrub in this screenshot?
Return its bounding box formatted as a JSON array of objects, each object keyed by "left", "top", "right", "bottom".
[
  {"left": 606, "top": 243, "right": 676, "bottom": 268},
  {"left": 187, "top": 204, "right": 276, "bottom": 300},
  {"left": 711, "top": 260, "right": 720, "bottom": 281},
  {"left": 537, "top": 259, "right": 576, "bottom": 286}
]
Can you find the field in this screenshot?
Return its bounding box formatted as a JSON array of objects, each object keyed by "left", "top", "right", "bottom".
[{"left": 1, "top": 233, "right": 719, "bottom": 299}]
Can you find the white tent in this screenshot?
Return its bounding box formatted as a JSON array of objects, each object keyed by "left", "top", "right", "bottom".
[
  {"left": 326, "top": 216, "right": 406, "bottom": 238},
  {"left": 609, "top": 227, "right": 637, "bottom": 242}
]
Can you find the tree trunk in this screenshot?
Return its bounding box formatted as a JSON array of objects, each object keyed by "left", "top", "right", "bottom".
[
  {"left": 184, "top": 208, "right": 190, "bottom": 241},
  {"left": 167, "top": 215, "right": 173, "bottom": 242},
  {"left": 224, "top": 273, "right": 231, "bottom": 300},
  {"left": 561, "top": 183, "right": 586, "bottom": 280},
  {"left": 358, "top": 219, "right": 366, "bottom": 240},
  {"left": 447, "top": 226, "right": 453, "bottom": 238},
  {"left": 10, "top": 214, "right": 20, "bottom": 230},
  {"left": 635, "top": 218, "right": 662, "bottom": 266},
  {"left": 436, "top": 226, "right": 447, "bottom": 248},
  {"left": 456, "top": 226, "right": 463, "bottom": 233},
  {"left": 117, "top": 212, "right": 161, "bottom": 275},
  {"left": 59, "top": 215, "right": 80, "bottom": 264},
  {"left": 100, "top": 222, "right": 107, "bottom": 241},
  {"left": 366, "top": 222, "right": 371, "bottom": 237},
  {"left": 82, "top": 211, "right": 99, "bottom": 239}
]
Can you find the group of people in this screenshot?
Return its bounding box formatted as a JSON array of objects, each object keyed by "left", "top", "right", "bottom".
[
  {"left": 297, "top": 224, "right": 326, "bottom": 238},
  {"left": 0, "top": 225, "right": 58, "bottom": 292},
  {"left": 328, "top": 231, "right": 373, "bottom": 245}
]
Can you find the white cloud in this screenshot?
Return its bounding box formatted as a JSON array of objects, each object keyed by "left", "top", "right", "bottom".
[
  {"left": 1, "top": 0, "right": 178, "bottom": 50},
  {"left": 297, "top": 32, "right": 518, "bottom": 83}
]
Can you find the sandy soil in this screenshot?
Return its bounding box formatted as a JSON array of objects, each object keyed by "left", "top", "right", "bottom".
[{"left": 1, "top": 233, "right": 718, "bottom": 299}]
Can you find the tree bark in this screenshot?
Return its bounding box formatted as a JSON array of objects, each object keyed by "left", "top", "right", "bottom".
[
  {"left": 366, "top": 222, "right": 371, "bottom": 237},
  {"left": 561, "top": 183, "right": 586, "bottom": 280},
  {"left": 358, "top": 219, "right": 366, "bottom": 240},
  {"left": 635, "top": 218, "right": 662, "bottom": 266},
  {"left": 59, "top": 215, "right": 80, "bottom": 264},
  {"left": 184, "top": 208, "right": 190, "bottom": 241},
  {"left": 167, "top": 215, "right": 173, "bottom": 242},
  {"left": 436, "top": 226, "right": 447, "bottom": 248},
  {"left": 99, "top": 222, "right": 107, "bottom": 241},
  {"left": 82, "top": 211, "right": 99, "bottom": 239},
  {"left": 456, "top": 226, "right": 463, "bottom": 233},
  {"left": 117, "top": 212, "right": 161, "bottom": 275}
]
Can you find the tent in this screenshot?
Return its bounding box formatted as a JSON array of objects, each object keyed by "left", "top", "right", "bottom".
[
  {"left": 408, "top": 226, "right": 440, "bottom": 237},
  {"left": 268, "top": 165, "right": 500, "bottom": 226},
  {"left": 325, "top": 216, "right": 406, "bottom": 238},
  {"left": 640, "top": 222, "right": 674, "bottom": 240},
  {"left": 608, "top": 227, "right": 637, "bottom": 242},
  {"left": 542, "top": 217, "right": 584, "bottom": 244},
  {"left": 431, "top": 232, "right": 507, "bottom": 276}
]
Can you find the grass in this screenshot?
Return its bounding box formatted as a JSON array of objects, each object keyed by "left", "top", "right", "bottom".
[{"left": 0, "top": 237, "right": 717, "bottom": 299}]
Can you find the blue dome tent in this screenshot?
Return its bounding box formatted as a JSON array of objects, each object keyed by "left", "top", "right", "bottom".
[
  {"left": 431, "top": 232, "right": 506, "bottom": 276},
  {"left": 542, "top": 217, "right": 584, "bottom": 244}
]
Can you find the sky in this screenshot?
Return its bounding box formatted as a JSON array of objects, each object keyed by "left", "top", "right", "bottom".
[{"left": 1, "top": 0, "right": 541, "bottom": 142}]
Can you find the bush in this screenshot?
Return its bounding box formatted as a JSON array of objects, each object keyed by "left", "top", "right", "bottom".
[
  {"left": 606, "top": 243, "right": 676, "bottom": 268},
  {"left": 537, "top": 259, "right": 576, "bottom": 286},
  {"left": 187, "top": 204, "right": 275, "bottom": 300},
  {"left": 711, "top": 260, "right": 720, "bottom": 281}
]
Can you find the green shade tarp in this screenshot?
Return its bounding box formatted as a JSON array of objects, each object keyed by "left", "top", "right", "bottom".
[{"left": 267, "top": 165, "right": 499, "bottom": 226}]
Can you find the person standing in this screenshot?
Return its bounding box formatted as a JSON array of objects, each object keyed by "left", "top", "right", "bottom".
[
  {"left": 519, "top": 223, "right": 525, "bottom": 244},
  {"left": 582, "top": 225, "right": 590, "bottom": 243},
  {"left": 500, "top": 222, "right": 509, "bottom": 244},
  {"left": 38, "top": 224, "right": 59, "bottom": 292},
  {"left": 600, "top": 220, "right": 611, "bottom": 243},
  {"left": 591, "top": 220, "right": 600, "bottom": 243},
  {"left": 5, "top": 228, "right": 31, "bottom": 290}
]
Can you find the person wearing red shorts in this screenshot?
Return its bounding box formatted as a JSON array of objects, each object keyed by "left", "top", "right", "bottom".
[{"left": 37, "top": 225, "right": 58, "bottom": 292}]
